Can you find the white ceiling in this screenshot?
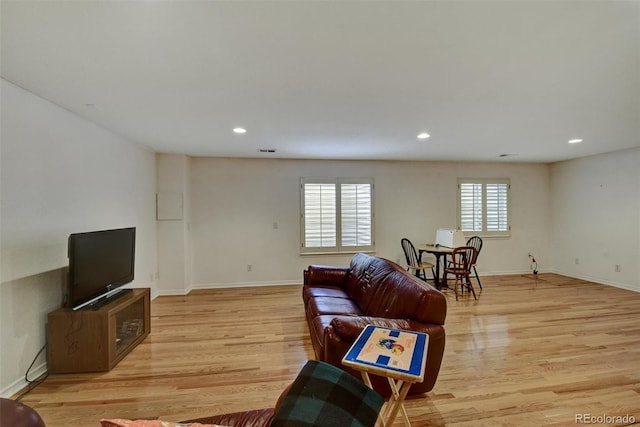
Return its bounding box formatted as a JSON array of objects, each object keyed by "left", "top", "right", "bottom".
[{"left": 2, "top": 1, "right": 639, "bottom": 163}]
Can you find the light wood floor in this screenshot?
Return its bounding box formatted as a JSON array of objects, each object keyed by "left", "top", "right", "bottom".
[{"left": 16, "top": 274, "right": 640, "bottom": 426}]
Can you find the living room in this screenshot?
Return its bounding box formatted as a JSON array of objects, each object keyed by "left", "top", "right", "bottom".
[{"left": 1, "top": 1, "right": 639, "bottom": 426}]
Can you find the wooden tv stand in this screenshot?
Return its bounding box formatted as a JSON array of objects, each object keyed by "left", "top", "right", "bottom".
[{"left": 47, "top": 288, "right": 150, "bottom": 374}]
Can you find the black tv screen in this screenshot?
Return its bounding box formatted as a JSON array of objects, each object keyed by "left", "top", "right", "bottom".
[{"left": 68, "top": 227, "right": 136, "bottom": 310}]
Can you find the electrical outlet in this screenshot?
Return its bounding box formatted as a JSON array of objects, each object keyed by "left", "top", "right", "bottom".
[
  {"left": 575, "top": 258, "right": 579, "bottom": 265},
  {"left": 615, "top": 264, "right": 621, "bottom": 272},
  {"left": 247, "top": 264, "right": 252, "bottom": 272}
]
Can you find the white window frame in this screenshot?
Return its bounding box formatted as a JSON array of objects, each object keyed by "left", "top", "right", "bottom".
[
  {"left": 457, "top": 178, "right": 511, "bottom": 237},
  {"left": 300, "top": 178, "right": 375, "bottom": 254}
]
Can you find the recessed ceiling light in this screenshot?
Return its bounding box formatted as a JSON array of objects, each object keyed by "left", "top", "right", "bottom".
[
  {"left": 568, "top": 138, "right": 583, "bottom": 144},
  {"left": 233, "top": 127, "right": 247, "bottom": 134},
  {"left": 417, "top": 133, "right": 430, "bottom": 140}
]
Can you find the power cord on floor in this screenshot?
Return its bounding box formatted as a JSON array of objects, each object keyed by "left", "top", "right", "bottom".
[
  {"left": 14, "top": 343, "right": 48, "bottom": 402},
  {"left": 528, "top": 252, "right": 538, "bottom": 275}
]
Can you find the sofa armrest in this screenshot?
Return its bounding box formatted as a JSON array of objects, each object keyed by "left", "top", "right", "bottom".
[
  {"left": 304, "top": 265, "right": 350, "bottom": 288},
  {"left": 182, "top": 408, "right": 274, "bottom": 427}
]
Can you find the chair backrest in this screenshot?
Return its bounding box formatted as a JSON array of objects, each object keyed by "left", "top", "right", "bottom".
[
  {"left": 401, "top": 238, "right": 420, "bottom": 268},
  {"left": 450, "top": 246, "right": 477, "bottom": 272},
  {"left": 466, "top": 236, "right": 483, "bottom": 264}
]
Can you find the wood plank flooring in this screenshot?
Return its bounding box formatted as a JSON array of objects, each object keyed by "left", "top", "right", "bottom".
[{"left": 16, "top": 274, "right": 640, "bottom": 426}]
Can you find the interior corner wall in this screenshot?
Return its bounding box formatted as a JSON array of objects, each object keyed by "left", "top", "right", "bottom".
[
  {"left": 156, "top": 153, "right": 192, "bottom": 295},
  {"left": 0, "top": 79, "right": 158, "bottom": 397},
  {"left": 189, "top": 157, "right": 551, "bottom": 288},
  {"left": 550, "top": 148, "right": 640, "bottom": 291}
]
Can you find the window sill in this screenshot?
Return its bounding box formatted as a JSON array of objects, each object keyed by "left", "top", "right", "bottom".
[
  {"left": 300, "top": 250, "right": 376, "bottom": 256},
  {"left": 463, "top": 233, "right": 510, "bottom": 239}
]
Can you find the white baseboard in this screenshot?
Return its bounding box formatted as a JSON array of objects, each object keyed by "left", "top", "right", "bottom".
[
  {"left": 152, "top": 280, "right": 300, "bottom": 298},
  {"left": 550, "top": 270, "right": 639, "bottom": 293},
  {"left": 1, "top": 362, "right": 47, "bottom": 398},
  {"left": 192, "top": 280, "right": 300, "bottom": 290},
  {"left": 478, "top": 269, "right": 549, "bottom": 276},
  {"left": 152, "top": 288, "right": 193, "bottom": 298}
]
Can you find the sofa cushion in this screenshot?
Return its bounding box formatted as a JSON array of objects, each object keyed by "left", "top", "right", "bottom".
[
  {"left": 302, "top": 285, "right": 350, "bottom": 306},
  {"left": 306, "top": 296, "right": 362, "bottom": 319},
  {"left": 271, "top": 360, "right": 383, "bottom": 427}
]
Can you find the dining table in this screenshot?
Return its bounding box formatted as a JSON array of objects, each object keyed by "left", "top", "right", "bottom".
[{"left": 415, "top": 244, "right": 453, "bottom": 289}]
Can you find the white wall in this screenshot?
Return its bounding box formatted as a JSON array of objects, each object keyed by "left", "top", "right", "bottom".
[
  {"left": 156, "top": 153, "right": 192, "bottom": 295},
  {"left": 190, "top": 157, "right": 551, "bottom": 287},
  {"left": 550, "top": 148, "right": 640, "bottom": 290},
  {"left": 0, "top": 79, "right": 158, "bottom": 396}
]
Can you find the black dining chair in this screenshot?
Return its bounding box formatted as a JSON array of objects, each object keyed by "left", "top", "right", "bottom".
[
  {"left": 401, "top": 238, "right": 435, "bottom": 283},
  {"left": 466, "top": 236, "right": 483, "bottom": 289}
]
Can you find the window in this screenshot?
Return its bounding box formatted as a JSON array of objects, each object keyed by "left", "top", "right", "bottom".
[
  {"left": 458, "top": 179, "right": 510, "bottom": 236},
  {"left": 300, "top": 178, "right": 375, "bottom": 253}
]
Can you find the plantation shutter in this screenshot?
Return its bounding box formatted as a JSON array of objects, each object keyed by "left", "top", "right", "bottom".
[
  {"left": 460, "top": 183, "right": 483, "bottom": 232},
  {"left": 303, "top": 183, "right": 336, "bottom": 248},
  {"left": 301, "top": 178, "right": 375, "bottom": 253},
  {"left": 341, "top": 183, "right": 372, "bottom": 247},
  {"left": 486, "top": 183, "right": 509, "bottom": 232},
  {"left": 458, "top": 179, "right": 510, "bottom": 236}
]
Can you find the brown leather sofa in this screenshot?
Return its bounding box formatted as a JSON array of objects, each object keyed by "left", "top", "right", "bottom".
[{"left": 303, "top": 253, "right": 447, "bottom": 396}]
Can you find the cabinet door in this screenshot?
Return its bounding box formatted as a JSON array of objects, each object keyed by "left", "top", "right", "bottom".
[{"left": 114, "top": 296, "right": 146, "bottom": 356}]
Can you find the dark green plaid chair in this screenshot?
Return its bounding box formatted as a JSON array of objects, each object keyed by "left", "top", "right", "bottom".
[{"left": 271, "top": 360, "right": 384, "bottom": 427}]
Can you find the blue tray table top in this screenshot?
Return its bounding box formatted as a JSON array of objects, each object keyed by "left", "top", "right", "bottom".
[{"left": 342, "top": 324, "right": 428, "bottom": 383}]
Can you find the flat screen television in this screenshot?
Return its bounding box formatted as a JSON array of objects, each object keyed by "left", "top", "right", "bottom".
[{"left": 67, "top": 227, "right": 136, "bottom": 310}]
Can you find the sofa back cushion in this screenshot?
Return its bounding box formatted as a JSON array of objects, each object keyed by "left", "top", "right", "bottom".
[
  {"left": 345, "top": 254, "right": 395, "bottom": 311},
  {"left": 345, "top": 253, "right": 446, "bottom": 325}
]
